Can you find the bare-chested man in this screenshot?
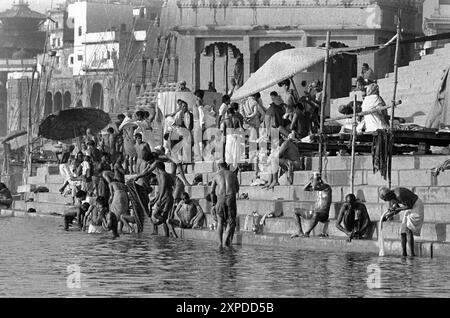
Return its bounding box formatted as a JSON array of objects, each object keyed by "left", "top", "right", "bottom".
[
  {"left": 291, "top": 172, "right": 332, "bottom": 238},
  {"left": 379, "top": 186, "right": 424, "bottom": 257},
  {"left": 210, "top": 162, "right": 240, "bottom": 248},
  {"left": 166, "top": 192, "right": 206, "bottom": 238},
  {"left": 146, "top": 161, "right": 174, "bottom": 236},
  {"left": 335, "top": 194, "right": 371, "bottom": 242},
  {"left": 134, "top": 133, "right": 153, "bottom": 190}
]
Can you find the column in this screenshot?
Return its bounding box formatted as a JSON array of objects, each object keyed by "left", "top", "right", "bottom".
[{"left": 243, "top": 35, "right": 252, "bottom": 81}]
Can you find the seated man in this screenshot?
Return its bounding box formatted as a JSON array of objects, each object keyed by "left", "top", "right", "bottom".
[
  {"left": 263, "top": 133, "right": 303, "bottom": 190},
  {"left": 335, "top": 194, "right": 371, "bottom": 241},
  {"left": 0, "top": 182, "right": 13, "bottom": 209},
  {"left": 291, "top": 172, "right": 332, "bottom": 238},
  {"left": 166, "top": 192, "right": 206, "bottom": 237},
  {"left": 62, "top": 190, "right": 93, "bottom": 230}
]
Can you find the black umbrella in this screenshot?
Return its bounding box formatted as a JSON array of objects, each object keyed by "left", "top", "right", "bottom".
[{"left": 38, "top": 108, "right": 111, "bottom": 141}]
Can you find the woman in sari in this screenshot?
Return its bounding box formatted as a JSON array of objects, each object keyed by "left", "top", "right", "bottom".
[{"left": 358, "top": 83, "right": 390, "bottom": 132}]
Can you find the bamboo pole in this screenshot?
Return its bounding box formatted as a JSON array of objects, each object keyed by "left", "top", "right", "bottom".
[
  {"left": 24, "top": 67, "right": 37, "bottom": 185},
  {"left": 157, "top": 34, "right": 171, "bottom": 87},
  {"left": 350, "top": 94, "right": 358, "bottom": 194},
  {"left": 318, "top": 31, "right": 331, "bottom": 175},
  {"left": 389, "top": 9, "right": 402, "bottom": 189}
]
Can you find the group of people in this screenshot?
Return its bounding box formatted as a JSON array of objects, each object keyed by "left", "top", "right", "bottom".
[
  {"left": 55, "top": 69, "right": 424, "bottom": 256},
  {"left": 289, "top": 170, "right": 424, "bottom": 257}
]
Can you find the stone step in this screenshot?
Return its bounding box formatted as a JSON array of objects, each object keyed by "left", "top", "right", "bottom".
[
  {"left": 166, "top": 227, "right": 432, "bottom": 257},
  {"left": 231, "top": 215, "right": 450, "bottom": 243},
  {"left": 311, "top": 155, "right": 450, "bottom": 171}
]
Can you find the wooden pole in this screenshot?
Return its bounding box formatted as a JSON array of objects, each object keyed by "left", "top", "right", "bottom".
[
  {"left": 24, "top": 67, "right": 37, "bottom": 185},
  {"left": 157, "top": 34, "right": 171, "bottom": 87},
  {"left": 350, "top": 94, "right": 358, "bottom": 194},
  {"left": 389, "top": 9, "right": 402, "bottom": 189},
  {"left": 318, "top": 31, "right": 331, "bottom": 174}
]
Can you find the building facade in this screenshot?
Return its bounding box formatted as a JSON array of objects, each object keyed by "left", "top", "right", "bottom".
[
  {"left": 0, "top": 0, "right": 46, "bottom": 136},
  {"left": 170, "top": 0, "right": 424, "bottom": 97}
]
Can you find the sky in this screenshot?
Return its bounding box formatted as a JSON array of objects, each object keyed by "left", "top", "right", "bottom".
[{"left": 0, "top": 0, "right": 60, "bottom": 13}]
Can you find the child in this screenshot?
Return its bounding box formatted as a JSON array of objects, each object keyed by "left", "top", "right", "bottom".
[{"left": 83, "top": 196, "right": 108, "bottom": 234}]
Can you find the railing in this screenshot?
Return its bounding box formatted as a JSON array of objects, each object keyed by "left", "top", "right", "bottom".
[{"left": 0, "top": 59, "right": 37, "bottom": 71}]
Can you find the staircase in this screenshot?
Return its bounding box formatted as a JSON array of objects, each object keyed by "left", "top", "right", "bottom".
[
  {"left": 4, "top": 154, "right": 450, "bottom": 257},
  {"left": 331, "top": 44, "right": 450, "bottom": 126}
]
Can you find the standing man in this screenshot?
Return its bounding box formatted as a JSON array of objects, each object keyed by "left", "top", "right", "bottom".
[
  {"left": 335, "top": 194, "right": 371, "bottom": 241},
  {"left": 193, "top": 90, "right": 205, "bottom": 161},
  {"left": 210, "top": 162, "right": 240, "bottom": 248},
  {"left": 148, "top": 161, "right": 174, "bottom": 236},
  {"left": 134, "top": 133, "right": 153, "bottom": 192},
  {"left": 291, "top": 172, "right": 332, "bottom": 238},
  {"left": 379, "top": 186, "right": 424, "bottom": 257},
  {"left": 218, "top": 95, "right": 231, "bottom": 126}
]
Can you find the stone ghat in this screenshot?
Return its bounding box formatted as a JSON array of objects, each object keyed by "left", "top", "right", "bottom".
[{"left": 9, "top": 154, "right": 450, "bottom": 258}]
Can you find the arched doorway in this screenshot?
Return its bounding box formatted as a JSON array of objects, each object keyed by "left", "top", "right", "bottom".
[
  {"left": 44, "top": 92, "right": 53, "bottom": 116},
  {"left": 320, "top": 41, "right": 357, "bottom": 98},
  {"left": 200, "top": 42, "right": 242, "bottom": 94},
  {"left": 76, "top": 100, "right": 83, "bottom": 108},
  {"left": 63, "top": 91, "right": 71, "bottom": 109},
  {"left": 90, "top": 83, "right": 104, "bottom": 109},
  {"left": 254, "top": 42, "right": 295, "bottom": 71},
  {"left": 54, "top": 91, "right": 62, "bottom": 112}
]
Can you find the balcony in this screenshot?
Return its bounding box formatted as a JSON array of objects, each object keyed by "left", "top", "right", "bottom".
[{"left": 0, "top": 59, "right": 36, "bottom": 72}]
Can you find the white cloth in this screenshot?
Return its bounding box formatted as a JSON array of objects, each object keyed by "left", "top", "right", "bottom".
[
  {"left": 225, "top": 133, "right": 244, "bottom": 167},
  {"left": 401, "top": 198, "right": 424, "bottom": 236},
  {"left": 88, "top": 224, "right": 104, "bottom": 234},
  {"left": 358, "top": 95, "right": 389, "bottom": 132},
  {"left": 219, "top": 103, "right": 229, "bottom": 117}
]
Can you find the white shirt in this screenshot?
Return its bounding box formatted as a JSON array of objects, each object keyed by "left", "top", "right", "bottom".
[
  {"left": 219, "top": 103, "right": 229, "bottom": 117},
  {"left": 81, "top": 161, "right": 90, "bottom": 177}
]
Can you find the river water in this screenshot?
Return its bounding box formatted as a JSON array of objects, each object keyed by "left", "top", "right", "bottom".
[{"left": 1, "top": 216, "right": 450, "bottom": 298}]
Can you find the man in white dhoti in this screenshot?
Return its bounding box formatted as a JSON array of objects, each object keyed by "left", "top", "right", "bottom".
[{"left": 379, "top": 186, "right": 424, "bottom": 257}]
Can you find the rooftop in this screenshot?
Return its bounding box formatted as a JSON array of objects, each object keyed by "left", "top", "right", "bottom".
[{"left": 0, "top": 2, "right": 46, "bottom": 20}]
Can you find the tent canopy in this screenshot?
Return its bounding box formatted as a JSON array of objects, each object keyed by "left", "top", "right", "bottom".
[{"left": 231, "top": 47, "right": 331, "bottom": 101}]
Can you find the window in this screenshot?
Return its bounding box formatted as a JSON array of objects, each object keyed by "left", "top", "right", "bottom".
[
  {"left": 78, "top": 26, "right": 82, "bottom": 36},
  {"left": 55, "top": 22, "right": 59, "bottom": 29},
  {"left": 70, "top": 56, "right": 74, "bottom": 65},
  {"left": 52, "top": 38, "right": 56, "bottom": 47},
  {"left": 56, "top": 56, "right": 60, "bottom": 65},
  {"left": 77, "top": 55, "right": 83, "bottom": 61},
  {"left": 111, "top": 51, "right": 117, "bottom": 60}
]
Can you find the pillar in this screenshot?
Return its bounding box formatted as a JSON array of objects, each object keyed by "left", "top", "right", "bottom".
[{"left": 243, "top": 35, "right": 252, "bottom": 81}]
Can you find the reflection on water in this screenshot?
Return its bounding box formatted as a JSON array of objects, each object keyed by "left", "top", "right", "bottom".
[{"left": 1, "top": 217, "right": 450, "bottom": 297}]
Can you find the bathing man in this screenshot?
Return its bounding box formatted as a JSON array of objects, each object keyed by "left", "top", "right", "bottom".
[
  {"left": 210, "top": 162, "right": 240, "bottom": 248},
  {"left": 335, "top": 194, "right": 371, "bottom": 241},
  {"left": 291, "top": 172, "right": 332, "bottom": 238},
  {"left": 379, "top": 186, "right": 424, "bottom": 257}
]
